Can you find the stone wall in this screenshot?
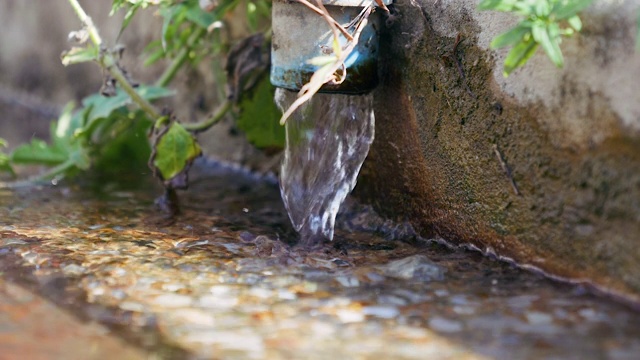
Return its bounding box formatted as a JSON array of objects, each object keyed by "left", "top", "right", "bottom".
[{"left": 357, "top": 0, "right": 640, "bottom": 304}]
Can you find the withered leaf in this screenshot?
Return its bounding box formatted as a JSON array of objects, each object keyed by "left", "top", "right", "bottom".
[{"left": 225, "top": 33, "right": 269, "bottom": 103}]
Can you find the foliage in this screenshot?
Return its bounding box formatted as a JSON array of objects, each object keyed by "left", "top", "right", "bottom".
[
  {"left": 237, "top": 76, "right": 285, "bottom": 148},
  {"left": 151, "top": 120, "right": 202, "bottom": 185},
  {"left": 479, "top": 0, "right": 594, "bottom": 76},
  {"left": 0, "top": 139, "right": 14, "bottom": 176},
  {"left": 2, "top": 0, "right": 281, "bottom": 189}
]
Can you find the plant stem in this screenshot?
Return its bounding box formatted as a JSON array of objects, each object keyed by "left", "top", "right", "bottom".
[
  {"left": 182, "top": 100, "right": 232, "bottom": 133},
  {"left": 156, "top": 26, "right": 207, "bottom": 88},
  {"left": 67, "top": 0, "right": 161, "bottom": 120},
  {"left": 67, "top": 0, "right": 103, "bottom": 46}
]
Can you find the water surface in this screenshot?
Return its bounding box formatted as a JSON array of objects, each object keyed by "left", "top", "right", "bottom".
[{"left": 0, "top": 160, "right": 639, "bottom": 359}]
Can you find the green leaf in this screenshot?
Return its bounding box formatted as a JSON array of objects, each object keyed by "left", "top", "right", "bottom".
[
  {"left": 153, "top": 122, "right": 202, "bottom": 181},
  {"left": 0, "top": 155, "right": 13, "bottom": 176},
  {"left": 553, "top": 0, "right": 594, "bottom": 20},
  {"left": 143, "top": 41, "right": 166, "bottom": 66},
  {"left": 247, "top": 2, "right": 258, "bottom": 31},
  {"left": 254, "top": 0, "right": 271, "bottom": 17},
  {"left": 68, "top": 147, "right": 91, "bottom": 171},
  {"left": 567, "top": 15, "right": 582, "bottom": 32},
  {"left": 54, "top": 102, "right": 81, "bottom": 139},
  {"left": 83, "top": 92, "right": 130, "bottom": 122},
  {"left": 116, "top": 3, "right": 142, "bottom": 40},
  {"left": 110, "top": 0, "right": 128, "bottom": 15},
  {"left": 534, "top": 0, "right": 550, "bottom": 17},
  {"left": 512, "top": 1, "right": 536, "bottom": 17},
  {"left": 83, "top": 85, "right": 175, "bottom": 122},
  {"left": 478, "top": 0, "right": 518, "bottom": 11},
  {"left": 11, "top": 139, "right": 69, "bottom": 165},
  {"left": 0, "top": 138, "right": 15, "bottom": 176},
  {"left": 9, "top": 109, "right": 92, "bottom": 180},
  {"left": 307, "top": 55, "right": 338, "bottom": 66},
  {"left": 123, "top": 4, "right": 141, "bottom": 29},
  {"left": 160, "top": 5, "right": 182, "bottom": 50},
  {"left": 184, "top": 3, "right": 217, "bottom": 28},
  {"left": 237, "top": 76, "right": 285, "bottom": 149},
  {"left": 636, "top": 10, "right": 640, "bottom": 51},
  {"left": 532, "top": 23, "right": 564, "bottom": 68},
  {"left": 61, "top": 46, "right": 98, "bottom": 66},
  {"left": 503, "top": 36, "right": 539, "bottom": 76},
  {"left": 490, "top": 24, "right": 531, "bottom": 49},
  {"left": 92, "top": 111, "right": 153, "bottom": 176},
  {"left": 135, "top": 85, "right": 176, "bottom": 101}
]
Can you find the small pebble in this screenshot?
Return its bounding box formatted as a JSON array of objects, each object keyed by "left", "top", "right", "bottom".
[
  {"left": 362, "top": 306, "right": 400, "bottom": 319},
  {"left": 429, "top": 317, "right": 463, "bottom": 333},
  {"left": 198, "top": 294, "right": 238, "bottom": 309},
  {"left": 152, "top": 294, "right": 193, "bottom": 308},
  {"left": 120, "top": 301, "right": 146, "bottom": 312},
  {"left": 525, "top": 311, "right": 553, "bottom": 325},
  {"left": 578, "top": 308, "right": 603, "bottom": 322},
  {"left": 336, "top": 309, "right": 365, "bottom": 323},
  {"left": 335, "top": 275, "right": 360, "bottom": 288},
  {"left": 380, "top": 255, "right": 445, "bottom": 282},
  {"left": 62, "top": 264, "right": 87, "bottom": 276}
]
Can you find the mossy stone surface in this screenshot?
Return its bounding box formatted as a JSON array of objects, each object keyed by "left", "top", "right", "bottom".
[{"left": 356, "top": 0, "right": 640, "bottom": 304}]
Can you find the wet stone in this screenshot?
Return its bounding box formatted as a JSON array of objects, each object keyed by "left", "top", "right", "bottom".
[
  {"left": 428, "top": 317, "right": 464, "bottom": 333},
  {"left": 379, "top": 254, "right": 446, "bottom": 282},
  {"left": 0, "top": 161, "right": 639, "bottom": 358}
]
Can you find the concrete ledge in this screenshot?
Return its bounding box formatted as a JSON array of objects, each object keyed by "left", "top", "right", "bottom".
[{"left": 0, "top": 279, "right": 145, "bottom": 359}]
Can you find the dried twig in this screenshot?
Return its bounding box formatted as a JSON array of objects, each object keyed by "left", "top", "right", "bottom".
[
  {"left": 296, "top": 0, "right": 353, "bottom": 41},
  {"left": 451, "top": 34, "right": 476, "bottom": 99},
  {"left": 374, "top": 0, "right": 390, "bottom": 12},
  {"left": 493, "top": 144, "right": 520, "bottom": 196}
]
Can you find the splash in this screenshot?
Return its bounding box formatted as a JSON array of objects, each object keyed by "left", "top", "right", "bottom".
[{"left": 275, "top": 88, "right": 375, "bottom": 245}]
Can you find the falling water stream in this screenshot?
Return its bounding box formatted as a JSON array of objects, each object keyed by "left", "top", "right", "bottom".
[{"left": 275, "top": 88, "right": 375, "bottom": 244}]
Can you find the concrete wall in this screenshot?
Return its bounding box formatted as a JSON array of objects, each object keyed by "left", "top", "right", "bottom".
[
  {"left": 0, "top": 1, "right": 157, "bottom": 141},
  {"left": 357, "top": 0, "right": 640, "bottom": 304}
]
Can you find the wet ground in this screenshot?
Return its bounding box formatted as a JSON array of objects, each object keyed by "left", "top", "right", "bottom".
[{"left": 1, "top": 160, "right": 639, "bottom": 359}]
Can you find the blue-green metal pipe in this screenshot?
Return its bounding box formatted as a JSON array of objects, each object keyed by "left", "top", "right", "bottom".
[{"left": 270, "top": 0, "right": 392, "bottom": 94}]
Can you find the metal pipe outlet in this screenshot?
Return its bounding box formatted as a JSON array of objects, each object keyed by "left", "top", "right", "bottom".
[{"left": 270, "top": 0, "right": 392, "bottom": 94}]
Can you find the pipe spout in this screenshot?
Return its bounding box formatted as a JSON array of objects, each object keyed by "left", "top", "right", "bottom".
[{"left": 270, "top": 0, "right": 392, "bottom": 95}]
